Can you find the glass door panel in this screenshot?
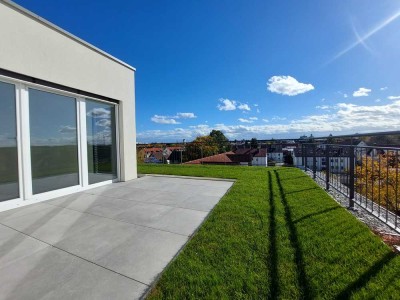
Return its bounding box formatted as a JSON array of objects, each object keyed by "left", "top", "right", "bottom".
[
  {"left": 0, "top": 81, "right": 19, "bottom": 201},
  {"left": 29, "top": 89, "right": 79, "bottom": 194},
  {"left": 86, "top": 100, "right": 117, "bottom": 184}
]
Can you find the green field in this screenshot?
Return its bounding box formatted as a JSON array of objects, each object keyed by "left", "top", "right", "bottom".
[{"left": 138, "top": 164, "right": 400, "bottom": 299}]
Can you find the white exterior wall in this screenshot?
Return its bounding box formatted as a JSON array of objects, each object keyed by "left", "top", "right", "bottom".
[
  {"left": 0, "top": 0, "right": 136, "bottom": 181},
  {"left": 252, "top": 156, "right": 267, "bottom": 166}
]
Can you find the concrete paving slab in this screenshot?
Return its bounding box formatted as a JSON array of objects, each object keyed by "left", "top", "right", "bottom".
[
  {"left": 46, "top": 193, "right": 135, "bottom": 212},
  {"left": 0, "top": 224, "right": 49, "bottom": 269},
  {"left": 104, "top": 187, "right": 163, "bottom": 202},
  {"left": 0, "top": 202, "right": 52, "bottom": 222},
  {"left": 142, "top": 191, "right": 190, "bottom": 206},
  {"left": 150, "top": 207, "right": 208, "bottom": 236},
  {"left": 0, "top": 247, "right": 147, "bottom": 300},
  {"left": 113, "top": 202, "right": 174, "bottom": 227},
  {"left": 1, "top": 206, "right": 100, "bottom": 244},
  {"left": 55, "top": 218, "right": 142, "bottom": 261},
  {"left": 96, "top": 226, "right": 188, "bottom": 285},
  {"left": 178, "top": 194, "right": 222, "bottom": 212}
]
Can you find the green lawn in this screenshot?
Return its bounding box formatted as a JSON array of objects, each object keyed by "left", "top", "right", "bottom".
[{"left": 138, "top": 164, "right": 400, "bottom": 299}]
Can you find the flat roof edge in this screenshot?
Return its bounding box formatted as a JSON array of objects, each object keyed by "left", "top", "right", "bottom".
[{"left": 1, "top": 0, "right": 136, "bottom": 71}]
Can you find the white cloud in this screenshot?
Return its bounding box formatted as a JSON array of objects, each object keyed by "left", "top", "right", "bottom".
[
  {"left": 150, "top": 112, "right": 197, "bottom": 124},
  {"left": 217, "top": 98, "right": 237, "bottom": 111},
  {"left": 96, "top": 119, "right": 111, "bottom": 127},
  {"left": 254, "top": 104, "right": 259, "bottom": 107},
  {"left": 238, "top": 118, "right": 254, "bottom": 123},
  {"left": 139, "top": 101, "right": 400, "bottom": 142},
  {"left": 59, "top": 125, "right": 76, "bottom": 133},
  {"left": 175, "top": 112, "right": 197, "bottom": 119},
  {"left": 262, "top": 119, "right": 269, "bottom": 123},
  {"left": 315, "top": 105, "right": 333, "bottom": 111},
  {"left": 387, "top": 95, "right": 400, "bottom": 100},
  {"left": 87, "top": 108, "right": 111, "bottom": 118},
  {"left": 238, "top": 103, "right": 251, "bottom": 111},
  {"left": 249, "top": 117, "right": 258, "bottom": 120},
  {"left": 375, "top": 99, "right": 381, "bottom": 102},
  {"left": 151, "top": 115, "right": 180, "bottom": 124},
  {"left": 267, "top": 75, "right": 314, "bottom": 96},
  {"left": 353, "top": 87, "right": 371, "bottom": 97},
  {"left": 343, "top": 93, "right": 348, "bottom": 98},
  {"left": 217, "top": 98, "right": 251, "bottom": 111},
  {"left": 256, "top": 108, "right": 261, "bottom": 113},
  {"left": 272, "top": 116, "right": 287, "bottom": 121},
  {"left": 380, "top": 87, "right": 388, "bottom": 91}
]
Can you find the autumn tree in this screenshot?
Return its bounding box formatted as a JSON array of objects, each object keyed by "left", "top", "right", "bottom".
[
  {"left": 356, "top": 152, "right": 400, "bottom": 215},
  {"left": 184, "top": 135, "right": 219, "bottom": 162},
  {"left": 209, "top": 130, "right": 230, "bottom": 153}
]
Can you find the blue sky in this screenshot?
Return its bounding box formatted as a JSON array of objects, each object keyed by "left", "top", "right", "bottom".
[{"left": 14, "top": 0, "right": 400, "bottom": 142}]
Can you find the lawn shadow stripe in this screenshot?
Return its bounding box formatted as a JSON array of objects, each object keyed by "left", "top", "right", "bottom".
[
  {"left": 293, "top": 206, "right": 340, "bottom": 224},
  {"left": 334, "top": 251, "right": 397, "bottom": 300},
  {"left": 274, "top": 169, "right": 312, "bottom": 299},
  {"left": 267, "top": 170, "right": 279, "bottom": 299}
]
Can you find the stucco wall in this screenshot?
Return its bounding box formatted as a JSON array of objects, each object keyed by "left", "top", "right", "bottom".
[{"left": 0, "top": 0, "right": 137, "bottom": 180}]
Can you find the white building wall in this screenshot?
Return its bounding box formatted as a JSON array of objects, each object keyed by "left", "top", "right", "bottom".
[
  {"left": 252, "top": 157, "right": 267, "bottom": 166},
  {"left": 0, "top": 0, "right": 136, "bottom": 181}
]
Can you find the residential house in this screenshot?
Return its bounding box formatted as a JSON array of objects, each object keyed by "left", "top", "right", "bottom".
[{"left": 252, "top": 149, "right": 268, "bottom": 166}]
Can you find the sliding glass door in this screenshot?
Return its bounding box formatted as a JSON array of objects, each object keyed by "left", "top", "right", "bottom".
[
  {"left": 0, "top": 82, "right": 19, "bottom": 201},
  {"left": 29, "top": 89, "right": 79, "bottom": 194},
  {"left": 0, "top": 78, "right": 119, "bottom": 202},
  {"left": 86, "top": 99, "right": 117, "bottom": 184}
]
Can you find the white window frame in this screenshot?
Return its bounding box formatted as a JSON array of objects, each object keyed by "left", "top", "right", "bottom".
[{"left": 0, "top": 74, "right": 120, "bottom": 211}]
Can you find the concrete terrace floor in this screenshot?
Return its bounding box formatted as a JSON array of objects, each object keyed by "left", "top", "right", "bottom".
[{"left": 0, "top": 175, "right": 233, "bottom": 299}]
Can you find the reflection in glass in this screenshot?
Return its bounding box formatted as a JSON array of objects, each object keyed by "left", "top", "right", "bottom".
[
  {"left": 29, "top": 89, "right": 79, "bottom": 194},
  {"left": 0, "top": 81, "right": 19, "bottom": 201},
  {"left": 86, "top": 100, "right": 117, "bottom": 184}
]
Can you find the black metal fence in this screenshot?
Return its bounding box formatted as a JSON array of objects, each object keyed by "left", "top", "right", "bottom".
[{"left": 299, "top": 143, "right": 400, "bottom": 233}]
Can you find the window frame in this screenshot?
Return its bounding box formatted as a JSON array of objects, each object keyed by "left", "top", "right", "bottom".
[{"left": 0, "top": 74, "right": 120, "bottom": 209}]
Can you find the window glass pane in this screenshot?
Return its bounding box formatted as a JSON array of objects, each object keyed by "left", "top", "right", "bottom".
[
  {"left": 29, "top": 89, "right": 79, "bottom": 194},
  {"left": 0, "top": 81, "right": 19, "bottom": 201},
  {"left": 86, "top": 100, "right": 117, "bottom": 184}
]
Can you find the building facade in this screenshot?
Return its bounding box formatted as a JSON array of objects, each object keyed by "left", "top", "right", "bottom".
[{"left": 0, "top": 1, "right": 136, "bottom": 210}]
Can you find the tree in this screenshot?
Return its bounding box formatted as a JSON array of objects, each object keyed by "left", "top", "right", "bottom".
[
  {"left": 327, "top": 134, "right": 334, "bottom": 144},
  {"left": 209, "top": 130, "right": 230, "bottom": 153},
  {"left": 250, "top": 138, "right": 258, "bottom": 149},
  {"left": 184, "top": 135, "right": 219, "bottom": 162},
  {"left": 284, "top": 152, "right": 293, "bottom": 165},
  {"left": 356, "top": 152, "right": 400, "bottom": 215}
]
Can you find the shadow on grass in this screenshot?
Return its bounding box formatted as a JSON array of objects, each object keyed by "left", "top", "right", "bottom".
[
  {"left": 274, "top": 169, "right": 312, "bottom": 299},
  {"left": 335, "top": 251, "right": 397, "bottom": 299},
  {"left": 293, "top": 206, "right": 341, "bottom": 224},
  {"left": 285, "top": 187, "right": 319, "bottom": 195},
  {"left": 267, "top": 171, "right": 279, "bottom": 299},
  {"left": 279, "top": 175, "right": 311, "bottom": 182}
]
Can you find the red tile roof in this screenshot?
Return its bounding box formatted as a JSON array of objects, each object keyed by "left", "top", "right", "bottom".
[
  {"left": 185, "top": 151, "right": 238, "bottom": 165},
  {"left": 144, "top": 147, "right": 163, "bottom": 153}
]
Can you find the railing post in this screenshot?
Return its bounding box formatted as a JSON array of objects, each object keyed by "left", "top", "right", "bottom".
[
  {"left": 349, "top": 145, "right": 355, "bottom": 209},
  {"left": 313, "top": 144, "right": 317, "bottom": 179},
  {"left": 302, "top": 144, "right": 305, "bottom": 170},
  {"left": 325, "top": 145, "right": 330, "bottom": 191}
]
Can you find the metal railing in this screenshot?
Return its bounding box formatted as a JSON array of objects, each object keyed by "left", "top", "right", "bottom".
[{"left": 300, "top": 143, "right": 400, "bottom": 233}]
